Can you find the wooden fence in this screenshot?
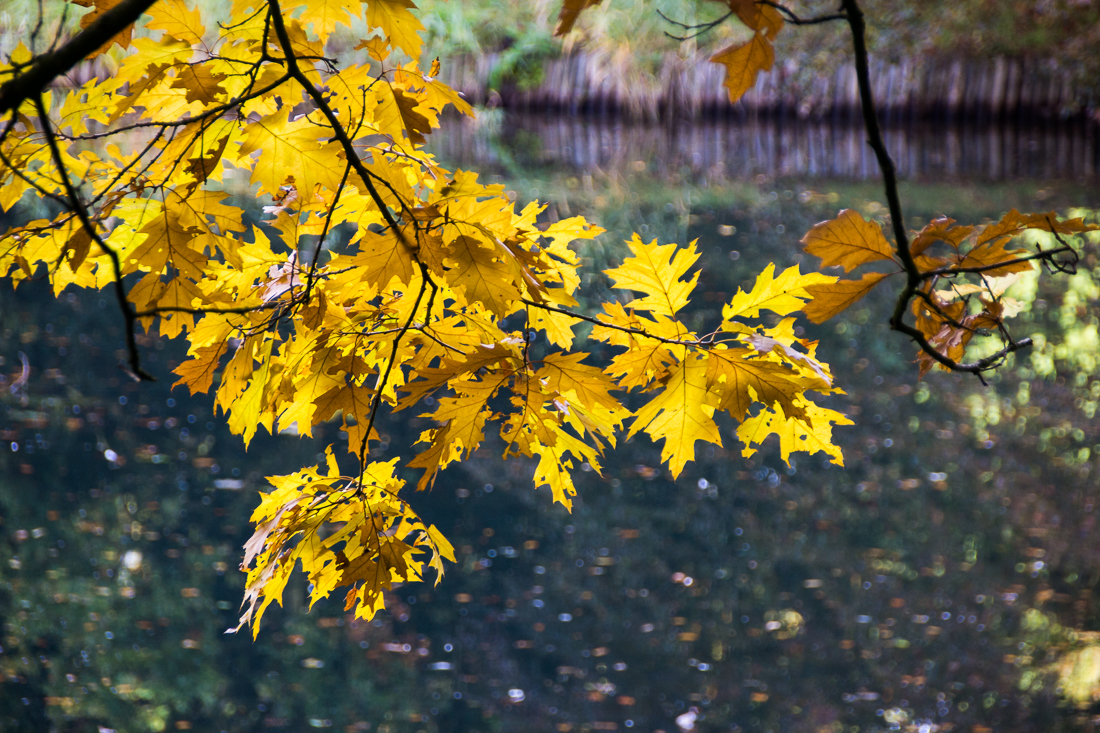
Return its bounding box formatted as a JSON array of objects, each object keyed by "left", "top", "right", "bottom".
[{"left": 439, "top": 53, "right": 1093, "bottom": 124}]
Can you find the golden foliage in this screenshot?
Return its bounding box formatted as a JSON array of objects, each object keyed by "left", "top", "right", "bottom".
[{"left": 0, "top": 0, "right": 850, "bottom": 632}]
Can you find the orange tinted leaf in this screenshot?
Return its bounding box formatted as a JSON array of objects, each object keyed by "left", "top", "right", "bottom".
[
  {"left": 727, "top": 0, "right": 784, "bottom": 39},
  {"left": 173, "top": 342, "right": 228, "bottom": 394},
  {"left": 555, "top": 0, "right": 604, "bottom": 35},
  {"left": 955, "top": 238, "right": 1034, "bottom": 277},
  {"left": 74, "top": 0, "right": 136, "bottom": 55},
  {"left": 911, "top": 216, "right": 974, "bottom": 257},
  {"left": 802, "top": 209, "right": 895, "bottom": 272},
  {"left": 711, "top": 33, "right": 774, "bottom": 104},
  {"left": 802, "top": 272, "right": 891, "bottom": 324}
]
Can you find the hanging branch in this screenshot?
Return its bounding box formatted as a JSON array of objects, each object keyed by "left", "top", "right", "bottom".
[
  {"left": 836, "top": 0, "right": 1085, "bottom": 377},
  {"left": 32, "top": 94, "right": 155, "bottom": 381}
]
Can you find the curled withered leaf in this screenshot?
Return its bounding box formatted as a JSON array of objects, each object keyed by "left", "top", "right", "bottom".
[{"left": 911, "top": 216, "right": 974, "bottom": 257}]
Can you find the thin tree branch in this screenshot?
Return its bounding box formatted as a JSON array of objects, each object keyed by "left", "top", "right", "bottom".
[
  {"left": 520, "top": 298, "right": 704, "bottom": 347},
  {"left": 920, "top": 246, "right": 1075, "bottom": 279},
  {"left": 33, "top": 94, "right": 154, "bottom": 380},
  {"left": 65, "top": 71, "right": 291, "bottom": 141},
  {"left": 302, "top": 162, "right": 352, "bottom": 305},
  {"left": 840, "top": 0, "right": 1030, "bottom": 377},
  {"left": 759, "top": 1, "right": 847, "bottom": 25},
  {"left": 266, "top": 0, "right": 413, "bottom": 254}
]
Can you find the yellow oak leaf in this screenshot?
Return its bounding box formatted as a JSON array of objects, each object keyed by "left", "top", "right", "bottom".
[
  {"left": 737, "top": 402, "right": 852, "bottom": 466},
  {"left": 444, "top": 235, "right": 523, "bottom": 316},
  {"left": 802, "top": 272, "right": 891, "bottom": 324},
  {"left": 723, "top": 263, "right": 833, "bottom": 321},
  {"left": 277, "top": 340, "right": 348, "bottom": 437},
  {"left": 173, "top": 342, "right": 228, "bottom": 394},
  {"left": 350, "top": 230, "right": 417, "bottom": 290},
  {"left": 238, "top": 108, "right": 347, "bottom": 197},
  {"left": 629, "top": 352, "right": 721, "bottom": 478},
  {"left": 531, "top": 435, "right": 583, "bottom": 509},
  {"left": 226, "top": 339, "right": 275, "bottom": 447},
  {"left": 528, "top": 304, "right": 578, "bottom": 349},
  {"left": 296, "top": 0, "right": 362, "bottom": 42},
  {"left": 407, "top": 425, "right": 457, "bottom": 491},
  {"left": 169, "top": 64, "right": 228, "bottom": 104},
  {"left": 711, "top": 33, "right": 774, "bottom": 104},
  {"left": 537, "top": 352, "right": 626, "bottom": 417},
  {"left": 312, "top": 386, "right": 377, "bottom": 454},
  {"left": 354, "top": 37, "right": 391, "bottom": 63},
  {"left": 145, "top": 0, "right": 205, "bottom": 44},
  {"left": 604, "top": 235, "right": 700, "bottom": 318},
  {"left": 365, "top": 0, "right": 425, "bottom": 58},
  {"left": 604, "top": 341, "right": 677, "bottom": 389},
  {"left": 392, "top": 88, "right": 434, "bottom": 144},
  {"left": 129, "top": 208, "right": 207, "bottom": 279},
  {"left": 155, "top": 277, "right": 203, "bottom": 338},
  {"left": 705, "top": 347, "right": 813, "bottom": 422},
  {"left": 802, "top": 209, "right": 896, "bottom": 272}
]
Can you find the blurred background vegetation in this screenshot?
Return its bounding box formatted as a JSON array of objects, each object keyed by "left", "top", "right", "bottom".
[{"left": 1, "top": 1, "right": 1098, "bottom": 97}]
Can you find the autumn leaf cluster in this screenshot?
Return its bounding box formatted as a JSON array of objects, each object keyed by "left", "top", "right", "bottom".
[
  {"left": 800, "top": 207, "right": 1097, "bottom": 375},
  {"left": 0, "top": 0, "right": 853, "bottom": 633}
]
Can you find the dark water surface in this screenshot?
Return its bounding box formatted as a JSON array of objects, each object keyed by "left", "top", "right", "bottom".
[{"left": 2, "top": 117, "right": 1100, "bottom": 733}]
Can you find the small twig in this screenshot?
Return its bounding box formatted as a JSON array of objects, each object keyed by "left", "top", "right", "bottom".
[
  {"left": 758, "top": 1, "right": 847, "bottom": 25},
  {"left": 33, "top": 94, "right": 154, "bottom": 380},
  {"left": 64, "top": 71, "right": 292, "bottom": 141},
  {"left": 520, "top": 298, "right": 701, "bottom": 347},
  {"left": 302, "top": 162, "right": 352, "bottom": 305},
  {"left": 29, "top": 0, "right": 45, "bottom": 55},
  {"left": 920, "top": 246, "right": 1075, "bottom": 279}
]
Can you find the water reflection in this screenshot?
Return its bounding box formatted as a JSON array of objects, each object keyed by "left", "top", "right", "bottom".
[
  {"left": 433, "top": 114, "right": 1099, "bottom": 182},
  {"left": 2, "top": 128, "right": 1100, "bottom": 733}
]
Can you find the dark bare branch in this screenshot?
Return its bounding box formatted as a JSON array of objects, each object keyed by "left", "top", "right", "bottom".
[{"left": 32, "top": 94, "right": 154, "bottom": 381}]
